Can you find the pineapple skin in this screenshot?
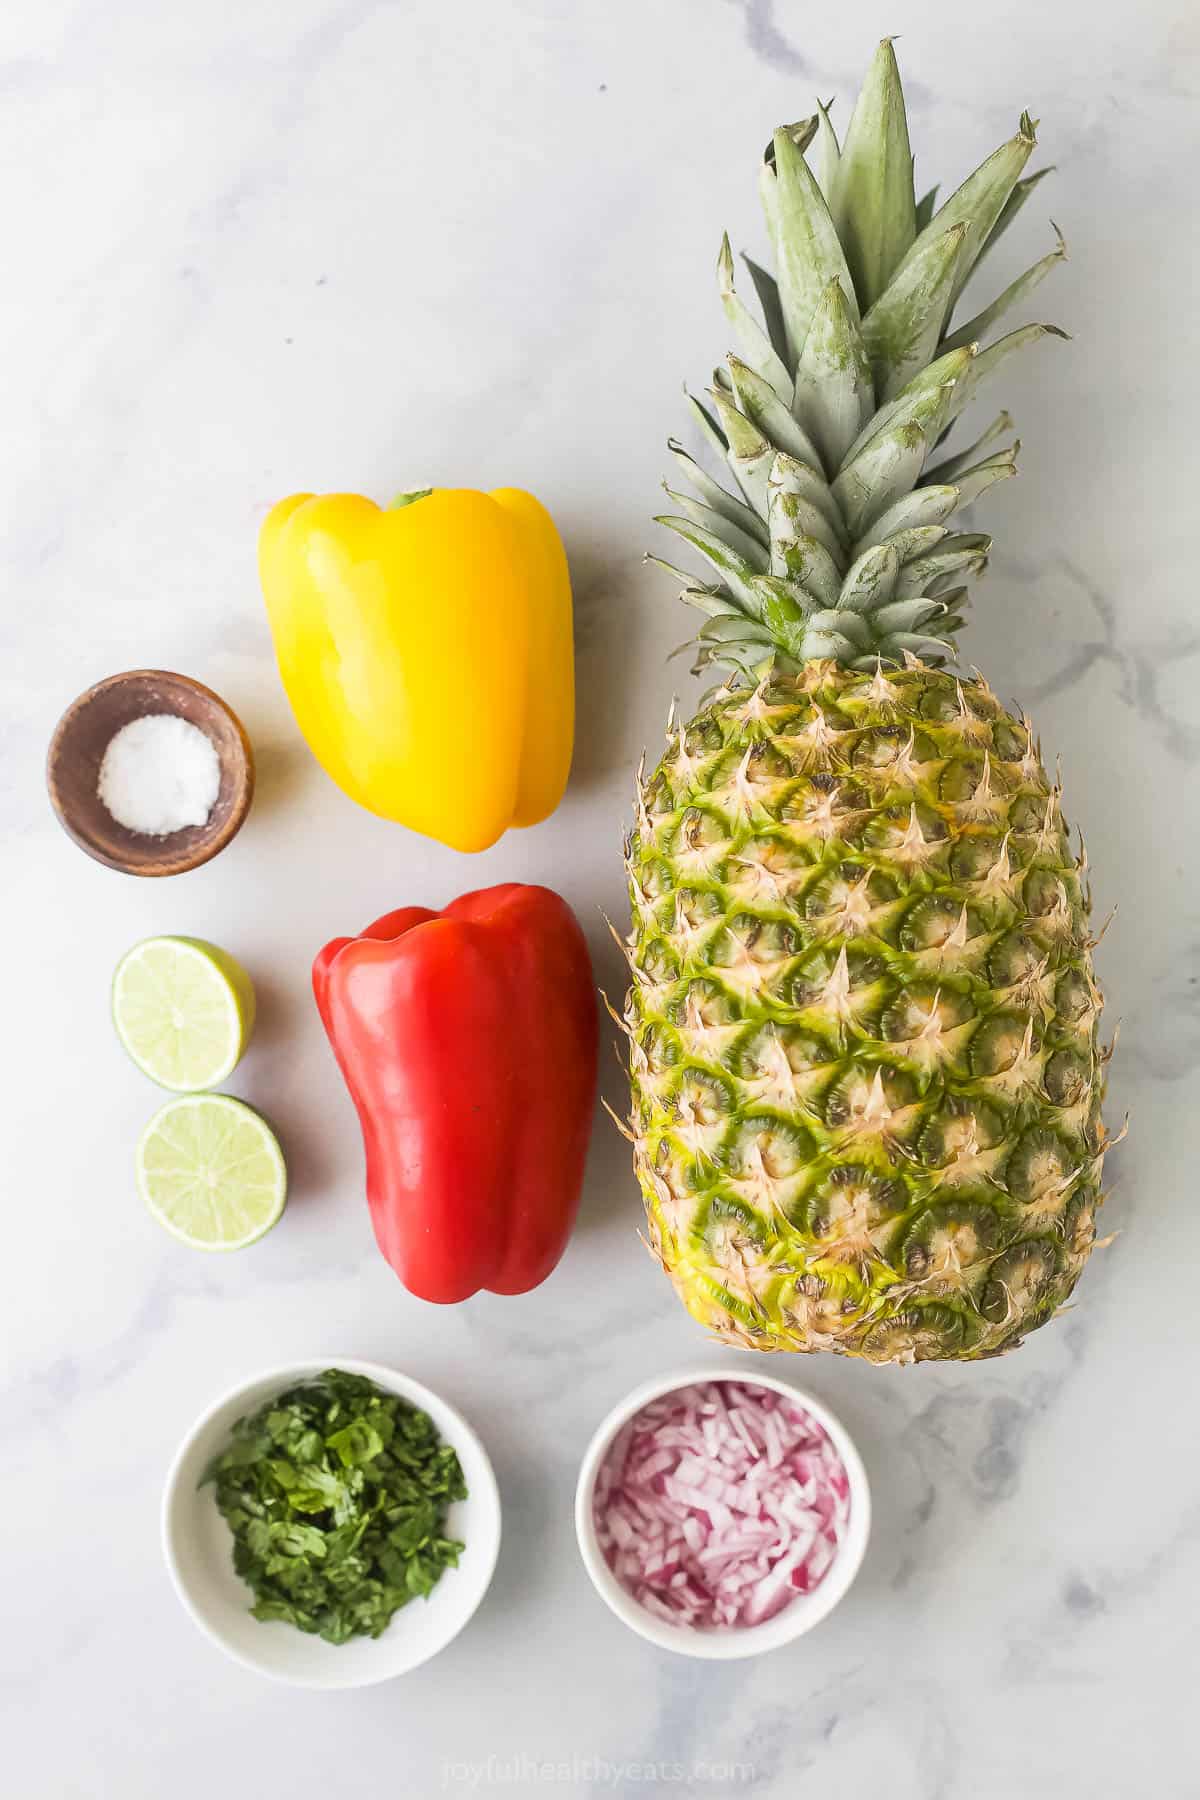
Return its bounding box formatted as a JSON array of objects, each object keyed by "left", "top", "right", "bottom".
[{"left": 625, "top": 661, "right": 1108, "bottom": 1363}]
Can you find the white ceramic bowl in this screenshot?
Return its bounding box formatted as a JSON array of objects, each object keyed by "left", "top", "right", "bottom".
[
  {"left": 162, "top": 1358, "right": 501, "bottom": 1688},
  {"left": 575, "top": 1364, "right": 870, "bottom": 1659}
]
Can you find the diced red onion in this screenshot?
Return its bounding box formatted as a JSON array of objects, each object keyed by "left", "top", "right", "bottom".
[{"left": 593, "top": 1381, "right": 850, "bottom": 1632}]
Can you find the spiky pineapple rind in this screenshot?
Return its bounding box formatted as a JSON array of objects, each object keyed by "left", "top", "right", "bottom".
[{"left": 624, "top": 663, "right": 1107, "bottom": 1365}]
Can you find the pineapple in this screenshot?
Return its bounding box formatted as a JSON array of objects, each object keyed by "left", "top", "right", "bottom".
[{"left": 622, "top": 41, "right": 1115, "bottom": 1363}]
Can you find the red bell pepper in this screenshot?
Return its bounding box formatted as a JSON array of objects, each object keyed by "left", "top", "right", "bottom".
[{"left": 312, "top": 883, "right": 598, "bottom": 1303}]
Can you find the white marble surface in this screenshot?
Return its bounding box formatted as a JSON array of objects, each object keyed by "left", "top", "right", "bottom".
[{"left": 3, "top": 2, "right": 1198, "bottom": 1795}]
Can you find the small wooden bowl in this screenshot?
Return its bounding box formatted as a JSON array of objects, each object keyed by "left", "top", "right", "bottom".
[{"left": 46, "top": 670, "right": 254, "bottom": 877}]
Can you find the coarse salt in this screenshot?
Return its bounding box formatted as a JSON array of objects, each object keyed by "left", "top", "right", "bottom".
[{"left": 97, "top": 713, "right": 222, "bottom": 837}]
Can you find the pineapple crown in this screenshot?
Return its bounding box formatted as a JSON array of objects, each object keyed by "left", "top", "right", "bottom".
[{"left": 654, "top": 39, "right": 1066, "bottom": 682}]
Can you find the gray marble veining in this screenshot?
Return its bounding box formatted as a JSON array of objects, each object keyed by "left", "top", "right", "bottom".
[{"left": 4, "top": 2, "right": 1198, "bottom": 1795}]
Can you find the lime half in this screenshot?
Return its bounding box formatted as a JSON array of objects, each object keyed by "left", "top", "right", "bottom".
[
  {"left": 136, "top": 1094, "right": 287, "bottom": 1250},
  {"left": 113, "top": 936, "right": 255, "bottom": 1091}
]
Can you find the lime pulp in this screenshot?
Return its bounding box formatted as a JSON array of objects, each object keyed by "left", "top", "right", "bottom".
[
  {"left": 136, "top": 1093, "right": 286, "bottom": 1250},
  {"left": 112, "top": 935, "right": 254, "bottom": 1091}
]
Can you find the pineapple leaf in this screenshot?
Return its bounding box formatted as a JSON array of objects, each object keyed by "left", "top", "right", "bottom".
[
  {"left": 814, "top": 98, "right": 840, "bottom": 202},
  {"left": 862, "top": 223, "right": 971, "bottom": 401},
  {"left": 767, "top": 450, "right": 846, "bottom": 543},
  {"left": 666, "top": 46, "right": 1067, "bottom": 678},
  {"left": 765, "top": 116, "right": 821, "bottom": 163},
  {"left": 833, "top": 417, "right": 933, "bottom": 538},
  {"left": 767, "top": 487, "right": 843, "bottom": 562},
  {"left": 799, "top": 627, "right": 862, "bottom": 660},
  {"left": 717, "top": 235, "right": 794, "bottom": 402},
  {"left": 949, "top": 444, "right": 1020, "bottom": 507},
  {"left": 854, "top": 484, "right": 960, "bottom": 554},
  {"left": 662, "top": 486, "right": 772, "bottom": 571},
  {"left": 884, "top": 524, "right": 951, "bottom": 563},
  {"left": 760, "top": 158, "right": 781, "bottom": 258},
  {"left": 830, "top": 39, "right": 917, "bottom": 312},
  {"left": 837, "top": 542, "right": 901, "bottom": 613},
  {"left": 894, "top": 115, "right": 1037, "bottom": 311},
  {"left": 741, "top": 253, "right": 790, "bottom": 366},
  {"left": 977, "top": 165, "right": 1054, "bottom": 266},
  {"left": 708, "top": 387, "right": 767, "bottom": 459},
  {"left": 767, "top": 470, "right": 844, "bottom": 601},
  {"left": 677, "top": 585, "right": 748, "bottom": 621},
  {"left": 708, "top": 388, "right": 776, "bottom": 513},
  {"left": 654, "top": 516, "right": 767, "bottom": 614},
  {"left": 939, "top": 323, "right": 1068, "bottom": 436},
  {"left": 931, "top": 583, "right": 969, "bottom": 626},
  {"left": 693, "top": 633, "right": 782, "bottom": 682},
  {"left": 941, "top": 225, "right": 1067, "bottom": 352},
  {"left": 927, "top": 569, "right": 982, "bottom": 598},
  {"left": 877, "top": 629, "right": 955, "bottom": 659},
  {"left": 839, "top": 345, "right": 974, "bottom": 469},
  {"left": 698, "top": 614, "right": 771, "bottom": 641},
  {"left": 685, "top": 390, "right": 728, "bottom": 460},
  {"left": 921, "top": 411, "right": 1014, "bottom": 484},
  {"left": 771, "top": 123, "right": 859, "bottom": 365},
  {"left": 803, "top": 607, "right": 873, "bottom": 649},
  {"left": 728, "top": 355, "right": 823, "bottom": 468},
  {"left": 833, "top": 381, "right": 955, "bottom": 536},
  {"left": 698, "top": 613, "right": 776, "bottom": 647},
  {"left": 645, "top": 553, "right": 713, "bottom": 588},
  {"left": 752, "top": 577, "right": 811, "bottom": 654},
  {"left": 768, "top": 513, "right": 843, "bottom": 606},
  {"left": 792, "top": 280, "right": 874, "bottom": 475},
  {"left": 869, "top": 595, "right": 947, "bottom": 635},
  {"left": 667, "top": 440, "right": 770, "bottom": 545},
  {"left": 893, "top": 533, "right": 990, "bottom": 599}
]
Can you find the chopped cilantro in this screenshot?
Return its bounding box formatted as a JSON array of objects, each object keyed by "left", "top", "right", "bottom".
[{"left": 201, "top": 1369, "right": 467, "bottom": 1644}]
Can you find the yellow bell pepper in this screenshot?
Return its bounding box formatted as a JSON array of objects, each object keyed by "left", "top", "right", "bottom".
[{"left": 258, "top": 487, "right": 573, "bottom": 853}]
